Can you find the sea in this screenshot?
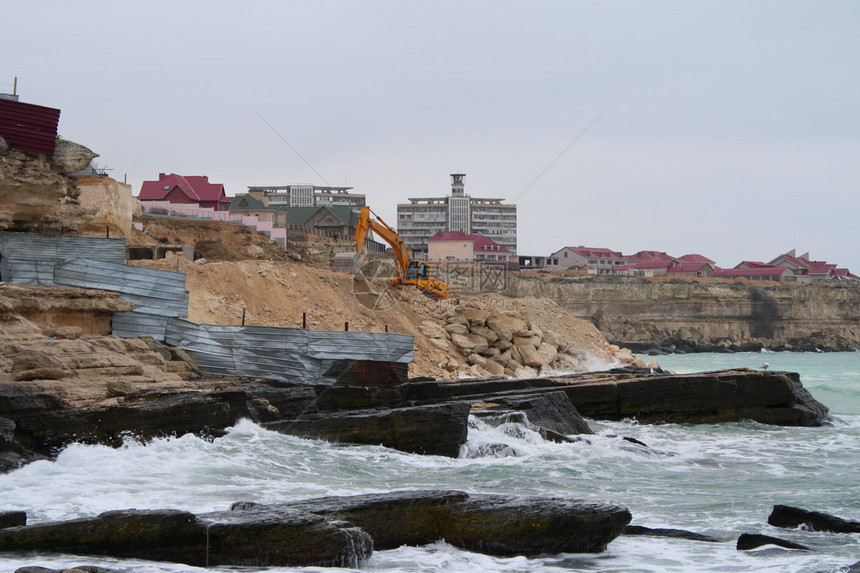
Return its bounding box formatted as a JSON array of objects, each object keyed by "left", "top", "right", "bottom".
[{"left": 0, "top": 351, "right": 858, "bottom": 573}]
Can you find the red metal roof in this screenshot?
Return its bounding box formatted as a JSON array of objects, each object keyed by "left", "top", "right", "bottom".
[
  {"left": 139, "top": 173, "right": 229, "bottom": 204},
  {"left": 0, "top": 98, "right": 61, "bottom": 155},
  {"left": 714, "top": 267, "right": 790, "bottom": 277},
  {"left": 625, "top": 250, "right": 675, "bottom": 263},
  {"left": 677, "top": 253, "right": 715, "bottom": 264},
  {"left": 667, "top": 261, "right": 713, "bottom": 272}
]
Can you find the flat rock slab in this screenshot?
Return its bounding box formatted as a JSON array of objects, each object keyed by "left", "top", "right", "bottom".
[
  {"left": 0, "top": 491, "right": 631, "bottom": 566},
  {"left": 0, "top": 508, "right": 370, "bottom": 568},
  {"left": 236, "top": 489, "right": 632, "bottom": 555},
  {"left": 265, "top": 402, "right": 470, "bottom": 457}
]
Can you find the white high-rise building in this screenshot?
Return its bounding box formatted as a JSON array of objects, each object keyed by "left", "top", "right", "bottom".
[
  {"left": 247, "top": 185, "right": 365, "bottom": 211},
  {"left": 397, "top": 174, "right": 517, "bottom": 258}
]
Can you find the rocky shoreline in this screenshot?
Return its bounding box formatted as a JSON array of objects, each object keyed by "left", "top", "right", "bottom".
[{"left": 1, "top": 361, "right": 832, "bottom": 473}]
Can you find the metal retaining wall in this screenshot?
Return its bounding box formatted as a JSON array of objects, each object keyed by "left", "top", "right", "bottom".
[
  {"left": 54, "top": 259, "right": 188, "bottom": 316},
  {"left": 0, "top": 232, "right": 127, "bottom": 286},
  {"left": 164, "top": 319, "right": 413, "bottom": 385},
  {"left": 1, "top": 232, "right": 414, "bottom": 385}
]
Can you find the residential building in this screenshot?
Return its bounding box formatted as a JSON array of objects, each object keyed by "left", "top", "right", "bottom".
[
  {"left": 247, "top": 185, "right": 365, "bottom": 212},
  {"left": 397, "top": 174, "right": 517, "bottom": 258},
  {"left": 548, "top": 246, "right": 626, "bottom": 273},
  {"left": 427, "top": 230, "right": 511, "bottom": 264},
  {"left": 666, "top": 260, "right": 715, "bottom": 278},
  {"left": 139, "top": 173, "right": 231, "bottom": 211},
  {"left": 713, "top": 266, "right": 795, "bottom": 282}
]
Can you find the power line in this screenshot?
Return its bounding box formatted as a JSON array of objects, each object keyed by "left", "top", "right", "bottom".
[
  {"left": 252, "top": 108, "right": 329, "bottom": 185},
  {"left": 513, "top": 108, "right": 608, "bottom": 203}
]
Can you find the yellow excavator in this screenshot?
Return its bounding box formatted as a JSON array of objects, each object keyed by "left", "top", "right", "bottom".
[{"left": 354, "top": 206, "right": 449, "bottom": 299}]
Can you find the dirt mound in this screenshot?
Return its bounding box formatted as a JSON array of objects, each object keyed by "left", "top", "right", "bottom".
[{"left": 131, "top": 255, "right": 638, "bottom": 379}]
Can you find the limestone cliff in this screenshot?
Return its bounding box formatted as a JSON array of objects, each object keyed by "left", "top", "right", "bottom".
[
  {"left": 492, "top": 275, "right": 860, "bottom": 352},
  {"left": 0, "top": 136, "right": 136, "bottom": 236}
]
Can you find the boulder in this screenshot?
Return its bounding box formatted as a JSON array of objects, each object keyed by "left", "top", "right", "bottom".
[
  {"left": 15, "top": 567, "right": 121, "bottom": 573},
  {"left": 466, "top": 353, "right": 487, "bottom": 368},
  {"left": 482, "top": 359, "right": 505, "bottom": 377},
  {"left": 479, "top": 345, "right": 501, "bottom": 358},
  {"left": 768, "top": 505, "right": 860, "bottom": 533},
  {"left": 513, "top": 335, "right": 542, "bottom": 349},
  {"left": 444, "top": 322, "right": 468, "bottom": 336},
  {"left": 258, "top": 490, "right": 632, "bottom": 555},
  {"left": 460, "top": 308, "right": 488, "bottom": 327},
  {"left": 0, "top": 508, "right": 371, "bottom": 567},
  {"left": 0, "top": 510, "right": 26, "bottom": 529},
  {"left": 623, "top": 525, "right": 720, "bottom": 542},
  {"left": 536, "top": 342, "right": 558, "bottom": 365},
  {"left": 50, "top": 139, "right": 98, "bottom": 174},
  {"left": 471, "top": 325, "right": 499, "bottom": 343},
  {"left": 466, "top": 333, "right": 490, "bottom": 354},
  {"left": 265, "top": 402, "right": 470, "bottom": 458},
  {"left": 429, "top": 338, "right": 449, "bottom": 351},
  {"left": 450, "top": 333, "right": 476, "bottom": 351},
  {"left": 483, "top": 392, "right": 593, "bottom": 436},
  {"left": 515, "top": 340, "right": 546, "bottom": 368},
  {"left": 418, "top": 320, "right": 448, "bottom": 340},
  {"left": 486, "top": 315, "right": 527, "bottom": 342},
  {"left": 736, "top": 533, "right": 810, "bottom": 551}
]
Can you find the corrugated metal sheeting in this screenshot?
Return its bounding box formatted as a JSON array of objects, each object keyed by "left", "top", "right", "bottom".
[
  {"left": 54, "top": 259, "right": 188, "bottom": 316},
  {"left": 0, "top": 98, "right": 61, "bottom": 155},
  {"left": 1, "top": 232, "right": 414, "bottom": 385},
  {"left": 0, "top": 232, "right": 126, "bottom": 286},
  {"left": 164, "top": 319, "right": 413, "bottom": 385}
]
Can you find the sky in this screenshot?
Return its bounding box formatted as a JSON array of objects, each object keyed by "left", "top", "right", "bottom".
[{"left": 4, "top": 1, "right": 859, "bottom": 271}]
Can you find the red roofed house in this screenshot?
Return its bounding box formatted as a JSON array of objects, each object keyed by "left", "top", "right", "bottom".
[
  {"left": 548, "top": 246, "right": 626, "bottom": 274},
  {"left": 713, "top": 266, "right": 795, "bottom": 282},
  {"left": 666, "top": 260, "right": 715, "bottom": 278},
  {"left": 428, "top": 231, "right": 511, "bottom": 264},
  {"left": 676, "top": 254, "right": 715, "bottom": 265},
  {"left": 768, "top": 250, "right": 837, "bottom": 283},
  {"left": 138, "top": 173, "right": 231, "bottom": 211}
]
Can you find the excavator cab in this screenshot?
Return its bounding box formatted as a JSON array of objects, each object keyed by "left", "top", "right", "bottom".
[{"left": 405, "top": 260, "right": 430, "bottom": 281}]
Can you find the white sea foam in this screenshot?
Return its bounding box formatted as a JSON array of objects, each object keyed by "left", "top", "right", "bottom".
[{"left": 1, "top": 353, "right": 859, "bottom": 572}]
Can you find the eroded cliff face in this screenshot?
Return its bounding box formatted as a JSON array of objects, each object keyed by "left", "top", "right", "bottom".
[
  {"left": 493, "top": 275, "right": 860, "bottom": 351},
  {"left": 0, "top": 137, "right": 136, "bottom": 236}
]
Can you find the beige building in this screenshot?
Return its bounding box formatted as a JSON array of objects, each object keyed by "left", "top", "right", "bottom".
[
  {"left": 428, "top": 231, "right": 511, "bottom": 263},
  {"left": 398, "top": 174, "right": 517, "bottom": 259}
]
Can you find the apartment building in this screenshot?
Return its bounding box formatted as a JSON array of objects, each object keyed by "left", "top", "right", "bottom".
[
  {"left": 397, "top": 174, "right": 517, "bottom": 258},
  {"left": 247, "top": 185, "right": 366, "bottom": 212}
]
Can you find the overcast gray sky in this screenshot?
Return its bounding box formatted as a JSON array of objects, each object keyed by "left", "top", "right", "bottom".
[{"left": 5, "top": 1, "right": 859, "bottom": 271}]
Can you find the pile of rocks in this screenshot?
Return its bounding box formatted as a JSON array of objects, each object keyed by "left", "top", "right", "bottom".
[{"left": 418, "top": 303, "right": 652, "bottom": 378}]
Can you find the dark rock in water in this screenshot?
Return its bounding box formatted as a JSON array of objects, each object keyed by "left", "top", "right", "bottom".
[
  {"left": 0, "top": 507, "right": 371, "bottom": 568},
  {"left": 0, "top": 491, "right": 630, "bottom": 565},
  {"left": 16, "top": 567, "right": 120, "bottom": 573},
  {"left": 736, "top": 533, "right": 810, "bottom": 551},
  {"left": 462, "top": 442, "right": 518, "bottom": 458},
  {"left": 0, "top": 510, "right": 26, "bottom": 529},
  {"left": 265, "top": 402, "right": 470, "bottom": 458},
  {"left": 623, "top": 524, "right": 720, "bottom": 542},
  {"left": 768, "top": 504, "right": 860, "bottom": 533},
  {"left": 256, "top": 489, "right": 632, "bottom": 555},
  {"left": 0, "top": 417, "right": 45, "bottom": 473},
  {"left": 481, "top": 392, "right": 593, "bottom": 435}
]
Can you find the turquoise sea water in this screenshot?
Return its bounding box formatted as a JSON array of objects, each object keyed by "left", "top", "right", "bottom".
[{"left": 0, "top": 352, "right": 858, "bottom": 572}]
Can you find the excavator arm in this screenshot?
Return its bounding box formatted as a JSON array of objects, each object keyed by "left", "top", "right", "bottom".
[
  {"left": 354, "top": 206, "right": 449, "bottom": 299},
  {"left": 355, "top": 206, "right": 411, "bottom": 280}
]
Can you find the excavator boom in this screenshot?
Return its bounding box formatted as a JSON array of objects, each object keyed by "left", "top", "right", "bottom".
[{"left": 354, "top": 206, "right": 449, "bottom": 299}]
